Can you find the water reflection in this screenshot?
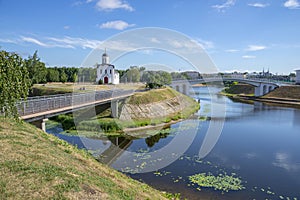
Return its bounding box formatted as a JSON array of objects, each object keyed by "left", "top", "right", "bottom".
[
  {"left": 98, "top": 136, "right": 132, "bottom": 165},
  {"left": 293, "top": 109, "right": 300, "bottom": 127},
  {"left": 272, "top": 152, "right": 300, "bottom": 172},
  {"left": 145, "top": 130, "right": 170, "bottom": 147}
]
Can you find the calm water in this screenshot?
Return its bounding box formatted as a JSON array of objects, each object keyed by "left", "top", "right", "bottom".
[{"left": 47, "top": 87, "right": 300, "bottom": 199}]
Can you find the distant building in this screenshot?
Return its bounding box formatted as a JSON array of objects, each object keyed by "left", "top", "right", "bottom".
[
  {"left": 183, "top": 71, "right": 200, "bottom": 79},
  {"left": 296, "top": 69, "right": 300, "bottom": 84},
  {"left": 96, "top": 51, "right": 119, "bottom": 84}
]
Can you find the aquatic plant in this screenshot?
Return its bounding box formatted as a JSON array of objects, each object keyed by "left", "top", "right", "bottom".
[{"left": 188, "top": 172, "right": 245, "bottom": 192}]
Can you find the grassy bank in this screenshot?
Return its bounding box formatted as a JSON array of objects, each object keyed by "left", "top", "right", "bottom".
[
  {"left": 221, "top": 83, "right": 300, "bottom": 108},
  {"left": 222, "top": 83, "right": 254, "bottom": 96},
  {"left": 127, "top": 87, "right": 178, "bottom": 104},
  {"left": 0, "top": 117, "right": 172, "bottom": 200},
  {"left": 31, "top": 83, "right": 74, "bottom": 96},
  {"left": 263, "top": 86, "right": 300, "bottom": 99}
]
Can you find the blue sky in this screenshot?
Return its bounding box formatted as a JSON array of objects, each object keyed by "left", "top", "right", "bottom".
[{"left": 0, "top": 0, "right": 300, "bottom": 74}]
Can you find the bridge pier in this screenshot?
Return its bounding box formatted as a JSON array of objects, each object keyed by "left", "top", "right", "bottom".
[
  {"left": 170, "top": 82, "right": 190, "bottom": 95},
  {"left": 111, "top": 100, "right": 119, "bottom": 118},
  {"left": 254, "top": 83, "right": 277, "bottom": 97},
  {"left": 30, "top": 118, "right": 48, "bottom": 132},
  {"left": 254, "top": 84, "right": 263, "bottom": 96}
]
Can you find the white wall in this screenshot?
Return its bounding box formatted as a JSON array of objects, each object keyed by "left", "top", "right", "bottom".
[{"left": 296, "top": 70, "right": 300, "bottom": 84}]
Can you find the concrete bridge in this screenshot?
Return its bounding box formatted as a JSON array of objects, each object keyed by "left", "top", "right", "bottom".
[
  {"left": 171, "top": 77, "right": 279, "bottom": 96},
  {"left": 17, "top": 89, "right": 134, "bottom": 131}
]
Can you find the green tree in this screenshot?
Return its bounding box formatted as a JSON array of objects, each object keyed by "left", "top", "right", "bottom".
[
  {"left": 65, "top": 67, "right": 78, "bottom": 82},
  {"left": 71, "top": 73, "right": 78, "bottom": 83},
  {"left": 126, "top": 66, "right": 140, "bottom": 83},
  {"left": 0, "top": 50, "right": 31, "bottom": 119},
  {"left": 60, "top": 70, "right": 68, "bottom": 83},
  {"left": 47, "top": 68, "right": 60, "bottom": 82},
  {"left": 77, "top": 68, "right": 96, "bottom": 83},
  {"left": 142, "top": 70, "right": 172, "bottom": 88},
  {"left": 25, "top": 51, "right": 47, "bottom": 84}
]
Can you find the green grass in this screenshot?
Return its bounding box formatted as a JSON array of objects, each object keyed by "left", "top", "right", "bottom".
[
  {"left": 127, "top": 87, "right": 177, "bottom": 105},
  {"left": 0, "top": 117, "right": 170, "bottom": 200},
  {"left": 222, "top": 84, "right": 254, "bottom": 96},
  {"left": 31, "top": 84, "right": 74, "bottom": 96},
  {"left": 263, "top": 85, "right": 300, "bottom": 99}
]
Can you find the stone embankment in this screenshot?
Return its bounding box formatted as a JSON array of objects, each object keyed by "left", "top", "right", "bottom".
[{"left": 120, "top": 96, "right": 190, "bottom": 120}]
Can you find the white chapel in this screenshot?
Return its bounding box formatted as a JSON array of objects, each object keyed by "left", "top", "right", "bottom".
[{"left": 96, "top": 51, "right": 119, "bottom": 84}]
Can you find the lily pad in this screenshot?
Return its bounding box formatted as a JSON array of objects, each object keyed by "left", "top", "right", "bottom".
[{"left": 188, "top": 172, "right": 245, "bottom": 192}]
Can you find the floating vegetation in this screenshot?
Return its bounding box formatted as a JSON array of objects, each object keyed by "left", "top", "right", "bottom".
[
  {"left": 198, "top": 116, "right": 212, "bottom": 121},
  {"left": 153, "top": 171, "right": 171, "bottom": 177},
  {"left": 250, "top": 185, "right": 298, "bottom": 200},
  {"left": 188, "top": 172, "right": 245, "bottom": 192}
]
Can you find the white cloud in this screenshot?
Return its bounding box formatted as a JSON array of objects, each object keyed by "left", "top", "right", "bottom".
[
  {"left": 284, "top": 0, "right": 300, "bottom": 9},
  {"left": 246, "top": 45, "right": 267, "bottom": 51},
  {"left": 212, "top": 0, "right": 236, "bottom": 12},
  {"left": 194, "top": 38, "right": 215, "bottom": 50},
  {"left": 226, "top": 49, "right": 239, "bottom": 52},
  {"left": 96, "top": 0, "right": 134, "bottom": 11},
  {"left": 248, "top": 3, "right": 269, "bottom": 8},
  {"left": 21, "top": 36, "right": 50, "bottom": 47},
  {"left": 20, "top": 36, "right": 101, "bottom": 49},
  {"left": 242, "top": 55, "right": 256, "bottom": 59},
  {"left": 47, "top": 36, "right": 101, "bottom": 49},
  {"left": 167, "top": 38, "right": 214, "bottom": 51},
  {"left": 0, "top": 38, "right": 18, "bottom": 44},
  {"left": 64, "top": 25, "right": 70, "bottom": 30},
  {"left": 150, "top": 37, "right": 160, "bottom": 44},
  {"left": 99, "top": 20, "right": 135, "bottom": 30},
  {"left": 5, "top": 35, "right": 139, "bottom": 51}
]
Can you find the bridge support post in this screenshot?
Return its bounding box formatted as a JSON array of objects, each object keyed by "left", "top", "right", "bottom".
[
  {"left": 111, "top": 100, "right": 119, "bottom": 118},
  {"left": 254, "top": 83, "right": 263, "bottom": 97},
  {"left": 30, "top": 118, "right": 48, "bottom": 132}
]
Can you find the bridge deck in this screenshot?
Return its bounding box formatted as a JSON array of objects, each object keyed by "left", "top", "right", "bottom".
[{"left": 18, "top": 90, "right": 133, "bottom": 122}]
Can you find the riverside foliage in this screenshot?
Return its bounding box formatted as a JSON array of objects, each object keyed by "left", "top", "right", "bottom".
[
  {"left": 0, "top": 50, "right": 31, "bottom": 119},
  {"left": 188, "top": 172, "right": 245, "bottom": 192}
]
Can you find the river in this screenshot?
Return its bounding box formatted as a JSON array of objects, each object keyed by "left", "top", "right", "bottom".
[{"left": 46, "top": 86, "right": 300, "bottom": 199}]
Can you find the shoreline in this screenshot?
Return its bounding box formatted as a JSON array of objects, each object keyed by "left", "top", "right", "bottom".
[
  {"left": 225, "top": 93, "right": 300, "bottom": 108},
  {"left": 123, "top": 118, "right": 184, "bottom": 133}
]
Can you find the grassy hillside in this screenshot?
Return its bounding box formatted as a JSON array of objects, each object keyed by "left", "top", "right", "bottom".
[
  {"left": 127, "top": 87, "right": 178, "bottom": 104},
  {"left": 223, "top": 84, "right": 254, "bottom": 95},
  {"left": 0, "top": 117, "right": 169, "bottom": 200},
  {"left": 263, "top": 86, "right": 300, "bottom": 99}
]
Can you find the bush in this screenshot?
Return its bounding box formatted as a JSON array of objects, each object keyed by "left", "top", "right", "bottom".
[{"left": 55, "top": 115, "right": 75, "bottom": 130}]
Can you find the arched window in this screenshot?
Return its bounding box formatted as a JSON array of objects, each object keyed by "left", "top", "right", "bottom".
[
  {"left": 110, "top": 69, "right": 112, "bottom": 74},
  {"left": 105, "top": 69, "right": 107, "bottom": 74}
]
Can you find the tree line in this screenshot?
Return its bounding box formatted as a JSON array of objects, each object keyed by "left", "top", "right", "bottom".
[
  {"left": 24, "top": 51, "right": 79, "bottom": 84},
  {"left": 118, "top": 66, "right": 193, "bottom": 88}
]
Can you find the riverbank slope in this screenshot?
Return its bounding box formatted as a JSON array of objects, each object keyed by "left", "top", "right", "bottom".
[
  {"left": 0, "top": 117, "right": 169, "bottom": 200},
  {"left": 222, "top": 84, "right": 300, "bottom": 107},
  {"left": 55, "top": 87, "right": 200, "bottom": 136}
]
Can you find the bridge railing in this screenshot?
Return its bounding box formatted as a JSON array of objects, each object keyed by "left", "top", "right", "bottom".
[
  {"left": 172, "top": 76, "right": 292, "bottom": 85},
  {"left": 17, "top": 89, "right": 133, "bottom": 116}
]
